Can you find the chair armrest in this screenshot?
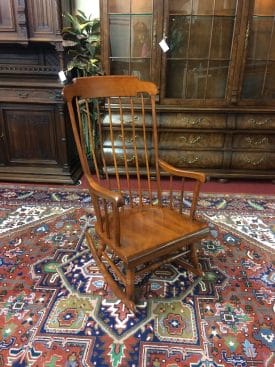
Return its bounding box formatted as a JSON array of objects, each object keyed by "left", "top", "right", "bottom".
[
  {"left": 158, "top": 159, "right": 206, "bottom": 183},
  {"left": 86, "top": 175, "right": 125, "bottom": 207}
]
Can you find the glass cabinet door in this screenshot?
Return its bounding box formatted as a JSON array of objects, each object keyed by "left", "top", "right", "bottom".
[
  {"left": 101, "top": 0, "right": 160, "bottom": 82},
  {"left": 241, "top": 0, "right": 275, "bottom": 101},
  {"left": 162, "top": 0, "right": 238, "bottom": 104}
]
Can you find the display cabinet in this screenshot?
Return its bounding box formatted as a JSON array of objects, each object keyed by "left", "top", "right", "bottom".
[
  {"left": 0, "top": 0, "right": 81, "bottom": 184},
  {"left": 100, "top": 0, "right": 275, "bottom": 180}
]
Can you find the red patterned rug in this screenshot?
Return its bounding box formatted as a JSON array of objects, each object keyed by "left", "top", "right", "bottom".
[{"left": 0, "top": 186, "right": 274, "bottom": 367}]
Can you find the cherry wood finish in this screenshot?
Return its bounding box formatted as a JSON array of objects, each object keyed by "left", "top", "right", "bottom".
[
  {"left": 63, "top": 75, "right": 210, "bottom": 311},
  {"left": 100, "top": 0, "right": 275, "bottom": 180},
  {"left": 0, "top": 0, "right": 80, "bottom": 183}
]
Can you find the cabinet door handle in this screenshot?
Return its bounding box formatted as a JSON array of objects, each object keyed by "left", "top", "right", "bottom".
[
  {"left": 249, "top": 118, "right": 272, "bottom": 126},
  {"left": 17, "top": 91, "right": 29, "bottom": 98},
  {"left": 182, "top": 155, "right": 199, "bottom": 165},
  {"left": 187, "top": 156, "right": 199, "bottom": 164},
  {"left": 126, "top": 155, "right": 136, "bottom": 163},
  {"left": 245, "top": 155, "right": 265, "bottom": 166},
  {"left": 118, "top": 134, "right": 137, "bottom": 144},
  {"left": 179, "top": 136, "right": 201, "bottom": 144},
  {"left": 245, "top": 136, "right": 268, "bottom": 146}
]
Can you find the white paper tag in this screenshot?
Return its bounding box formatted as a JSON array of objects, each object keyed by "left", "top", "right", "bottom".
[
  {"left": 58, "top": 70, "right": 67, "bottom": 82},
  {"left": 159, "top": 38, "right": 169, "bottom": 53}
]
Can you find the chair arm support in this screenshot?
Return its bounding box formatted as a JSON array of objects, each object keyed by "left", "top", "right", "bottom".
[
  {"left": 158, "top": 159, "right": 206, "bottom": 183},
  {"left": 86, "top": 175, "right": 125, "bottom": 207}
]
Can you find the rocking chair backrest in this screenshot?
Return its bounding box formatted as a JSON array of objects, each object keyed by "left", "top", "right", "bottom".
[{"left": 63, "top": 75, "right": 162, "bottom": 205}]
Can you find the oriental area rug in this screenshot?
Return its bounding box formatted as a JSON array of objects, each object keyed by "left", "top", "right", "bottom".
[{"left": 0, "top": 185, "right": 274, "bottom": 367}]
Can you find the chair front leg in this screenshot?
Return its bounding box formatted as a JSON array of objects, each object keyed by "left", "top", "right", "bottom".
[
  {"left": 190, "top": 242, "right": 203, "bottom": 276},
  {"left": 125, "top": 267, "right": 135, "bottom": 303},
  {"left": 97, "top": 240, "right": 106, "bottom": 257}
]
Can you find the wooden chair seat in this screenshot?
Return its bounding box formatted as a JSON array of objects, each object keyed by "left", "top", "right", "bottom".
[{"left": 97, "top": 207, "right": 209, "bottom": 265}]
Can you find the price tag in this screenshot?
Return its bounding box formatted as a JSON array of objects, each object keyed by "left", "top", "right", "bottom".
[
  {"left": 58, "top": 70, "right": 67, "bottom": 83},
  {"left": 159, "top": 38, "right": 169, "bottom": 53}
]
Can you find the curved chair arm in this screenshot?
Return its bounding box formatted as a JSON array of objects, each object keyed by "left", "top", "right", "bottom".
[
  {"left": 86, "top": 175, "right": 125, "bottom": 207},
  {"left": 158, "top": 159, "right": 206, "bottom": 183},
  {"left": 158, "top": 159, "right": 206, "bottom": 219}
]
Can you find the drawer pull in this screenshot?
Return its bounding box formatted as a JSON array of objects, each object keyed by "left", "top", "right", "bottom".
[
  {"left": 122, "top": 116, "right": 139, "bottom": 124},
  {"left": 245, "top": 155, "right": 265, "bottom": 166},
  {"left": 187, "top": 156, "right": 199, "bottom": 164},
  {"left": 245, "top": 137, "right": 268, "bottom": 146},
  {"left": 17, "top": 91, "right": 29, "bottom": 98},
  {"left": 126, "top": 155, "right": 136, "bottom": 163},
  {"left": 177, "top": 115, "right": 210, "bottom": 126},
  {"left": 182, "top": 155, "right": 199, "bottom": 165},
  {"left": 118, "top": 135, "right": 137, "bottom": 144},
  {"left": 248, "top": 118, "right": 272, "bottom": 126},
  {"left": 179, "top": 136, "right": 201, "bottom": 145}
]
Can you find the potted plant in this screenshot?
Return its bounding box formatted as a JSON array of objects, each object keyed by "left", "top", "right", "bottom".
[
  {"left": 62, "top": 10, "right": 102, "bottom": 79},
  {"left": 62, "top": 10, "right": 102, "bottom": 168}
]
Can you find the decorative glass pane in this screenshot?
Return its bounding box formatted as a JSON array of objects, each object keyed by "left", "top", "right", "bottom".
[
  {"left": 270, "top": 31, "right": 275, "bottom": 60},
  {"left": 170, "top": 0, "right": 236, "bottom": 15},
  {"left": 109, "top": 15, "right": 130, "bottom": 57},
  {"left": 131, "top": 60, "right": 151, "bottom": 80},
  {"left": 186, "top": 61, "right": 208, "bottom": 98},
  {"left": 110, "top": 59, "right": 151, "bottom": 81},
  {"left": 131, "top": 15, "right": 152, "bottom": 57},
  {"left": 110, "top": 59, "right": 130, "bottom": 75},
  {"left": 108, "top": 0, "right": 130, "bottom": 13},
  {"left": 170, "top": 0, "right": 192, "bottom": 14},
  {"left": 189, "top": 16, "right": 212, "bottom": 59},
  {"left": 168, "top": 15, "right": 189, "bottom": 58},
  {"left": 132, "top": 0, "right": 152, "bottom": 13},
  {"left": 211, "top": 17, "right": 235, "bottom": 59},
  {"left": 242, "top": 61, "right": 265, "bottom": 98},
  {"left": 206, "top": 61, "right": 228, "bottom": 98},
  {"left": 166, "top": 60, "right": 187, "bottom": 98},
  {"left": 214, "top": 0, "right": 237, "bottom": 15},
  {"left": 248, "top": 18, "right": 274, "bottom": 59},
  {"left": 241, "top": 2, "right": 275, "bottom": 100},
  {"left": 192, "top": 0, "right": 215, "bottom": 15},
  {"left": 254, "top": 0, "right": 275, "bottom": 16},
  {"left": 265, "top": 61, "right": 275, "bottom": 97}
]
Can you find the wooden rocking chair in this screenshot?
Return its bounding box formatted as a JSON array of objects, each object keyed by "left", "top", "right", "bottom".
[{"left": 63, "top": 75, "right": 209, "bottom": 311}]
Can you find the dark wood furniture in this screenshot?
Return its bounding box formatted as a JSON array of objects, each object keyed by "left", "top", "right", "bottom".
[
  {"left": 63, "top": 75, "right": 210, "bottom": 311},
  {"left": 0, "top": 0, "right": 81, "bottom": 183},
  {"left": 100, "top": 0, "right": 275, "bottom": 181}
]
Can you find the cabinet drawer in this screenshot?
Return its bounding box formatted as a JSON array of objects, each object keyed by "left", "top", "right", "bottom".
[
  {"left": 159, "top": 151, "right": 223, "bottom": 168},
  {"left": 0, "top": 87, "right": 62, "bottom": 103},
  {"left": 236, "top": 114, "right": 275, "bottom": 129},
  {"left": 231, "top": 152, "right": 275, "bottom": 170},
  {"left": 102, "top": 113, "right": 152, "bottom": 127},
  {"left": 232, "top": 134, "right": 275, "bottom": 149},
  {"left": 159, "top": 113, "right": 227, "bottom": 129},
  {"left": 103, "top": 130, "right": 151, "bottom": 148},
  {"left": 103, "top": 148, "right": 149, "bottom": 167},
  {"left": 159, "top": 132, "right": 225, "bottom": 148}
]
